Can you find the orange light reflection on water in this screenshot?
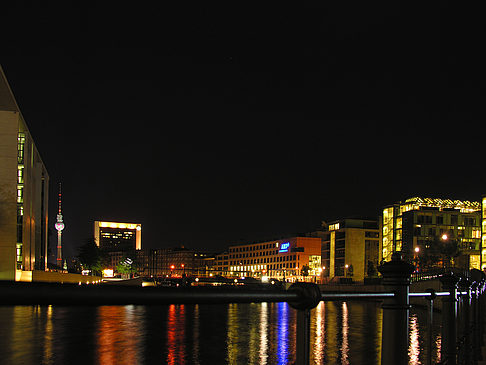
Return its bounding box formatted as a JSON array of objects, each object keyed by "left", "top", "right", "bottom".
[
  {"left": 96, "top": 306, "right": 143, "bottom": 365},
  {"left": 167, "top": 304, "right": 186, "bottom": 365}
]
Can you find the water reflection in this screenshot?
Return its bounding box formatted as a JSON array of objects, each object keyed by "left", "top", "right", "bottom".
[
  {"left": 43, "top": 306, "right": 53, "bottom": 364},
  {"left": 341, "top": 302, "right": 349, "bottom": 364},
  {"left": 409, "top": 314, "right": 421, "bottom": 364},
  {"left": 227, "top": 303, "right": 239, "bottom": 363},
  {"left": 259, "top": 302, "right": 269, "bottom": 364},
  {"left": 166, "top": 304, "right": 186, "bottom": 364},
  {"left": 97, "top": 305, "right": 145, "bottom": 365},
  {"left": 277, "top": 302, "right": 290, "bottom": 365},
  {"left": 312, "top": 302, "right": 326, "bottom": 362},
  {"left": 407, "top": 308, "right": 443, "bottom": 365},
  {"left": 0, "top": 301, "right": 441, "bottom": 365},
  {"left": 192, "top": 304, "right": 200, "bottom": 364}
]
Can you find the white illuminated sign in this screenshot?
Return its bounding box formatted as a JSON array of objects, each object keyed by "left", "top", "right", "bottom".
[{"left": 279, "top": 242, "right": 290, "bottom": 253}]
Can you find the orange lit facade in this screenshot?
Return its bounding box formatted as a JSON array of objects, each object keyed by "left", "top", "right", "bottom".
[{"left": 224, "top": 237, "right": 321, "bottom": 281}]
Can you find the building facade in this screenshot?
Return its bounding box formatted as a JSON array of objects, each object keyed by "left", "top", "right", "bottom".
[
  {"left": 94, "top": 221, "right": 142, "bottom": 251},
  {"left": 482, "top": 197, "right": 486, "bottom": 270},
  {"left": 139, "top": 247, "right": 212, "bottom": 277},
  {"left": 314, "top": 218, "right": 381, "bottom": 282},
  {"left": 0, "top": 66, "right": 49, "bottom": 281},
  {"left": 213, "top": 251, "right": 229, "bottom": 276},
  {"left": 226, "top": 237, "right": 321, "bottom": 281},
  {"left": 382, "top": 197, "right": 482, "bottom": 270}
]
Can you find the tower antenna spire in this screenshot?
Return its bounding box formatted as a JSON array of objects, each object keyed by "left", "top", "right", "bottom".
[{"left": 58, "top": 182, "right": 62, "bottom": 214}]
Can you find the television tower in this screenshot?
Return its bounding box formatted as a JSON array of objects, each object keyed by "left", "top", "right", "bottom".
[{"left": 54, "top": 183, "right": 65, "bottom": 268}]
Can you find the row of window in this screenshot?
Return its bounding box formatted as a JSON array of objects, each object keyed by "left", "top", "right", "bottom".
[
  {"left": 416, "top": 214, "right": 477, "bottom": 226},
  {"left": 16, "top": 133, "right": 26, "bottom": 269},
  {"left": 232, "top": 262, "right": 298, "bottom": 271},
  {"left": 230, "top": 254, "right": 298, "bottom": 266},
  {"left": 229, "top": 243, "right": 277, "bottom": 253},
  {"left": 230, "top": 249, "right": 283, "bottom": 259},
  {"left": 414, "top": 227, "right": 481, "bottom": 238}
]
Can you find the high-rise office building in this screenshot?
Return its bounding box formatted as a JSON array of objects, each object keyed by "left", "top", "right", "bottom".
[
  {"left": 0, "top": 66, "right": 49, "bottom": 281},
  {"left": 382, "top": 197, "right": 481, "bottom": 270},
  {"left": 94, "top": 221, "right": 142, "bottom": 251}
]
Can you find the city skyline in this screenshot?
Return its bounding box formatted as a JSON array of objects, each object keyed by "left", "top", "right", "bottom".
[{"left": 1, "top": 3, "right": 484, "bottom": 258}]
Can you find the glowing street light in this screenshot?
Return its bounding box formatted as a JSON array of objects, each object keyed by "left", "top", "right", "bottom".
[
  {"left": 415, "top": 247, "right": 420, "bottom": 253},
  {"left": 441, "top": 234, "right": 448, "bottom": 241}
]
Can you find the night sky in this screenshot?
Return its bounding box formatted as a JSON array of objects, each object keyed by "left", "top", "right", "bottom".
[{"left": 1, "top": 3, "right": 484, "bottom": 261}]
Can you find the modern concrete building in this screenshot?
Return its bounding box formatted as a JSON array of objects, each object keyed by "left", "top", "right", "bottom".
[
  {"left": 0, "top": 66, "right": 49, "bottom": 281},
  {"left": 136, "top": 247, "right": 212, "bottom": 277},
  {"left": 227, "top": 237, "right": 322, "bottom": 281},
  {"left": 382, "top": 197, "right": 482, "bottom": 270},
  {"left": 313, "top": 218, "right": 381, "bottom": 282},
  {"left": 94, "top": 221, "right": 142, "bottom": 251},
  {"left": 213, "top": 251, "right": 230, "bottom": 276}
]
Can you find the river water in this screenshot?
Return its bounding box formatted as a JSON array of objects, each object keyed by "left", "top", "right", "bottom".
[{"left": 0, "top": 301, "right": 441, "bottom": 364}]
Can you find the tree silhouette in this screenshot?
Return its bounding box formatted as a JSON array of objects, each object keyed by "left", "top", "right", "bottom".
[
  {"left": 417, "top": 236, "right": 460, "bottom": 269},
  {"left": 77, "top": 239, "right": 108, "bottom": 275}
]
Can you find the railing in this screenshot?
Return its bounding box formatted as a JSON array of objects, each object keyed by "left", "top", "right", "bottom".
[
  {"left": 411, "top": 267, "right": 471, "bottom": 283},
  {"left": 1, "top": 253, "right": 485, "bottom": 365}
]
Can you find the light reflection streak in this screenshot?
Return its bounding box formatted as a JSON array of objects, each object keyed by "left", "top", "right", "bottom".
[
  {"left": 124, "top": 305, "right": 139, "bottom": 365},
  {"left": 259, "top": 302, "right": 268, "bottom": 364},
  {"left": 167, "top": 304, "right": 186, "bottom": 365},
  {"left": 313, "top": 302, "right": 325, "bottom": 363},
  {"left": 227, "top": 303, "right": 239, "bottom": 364},
  {"left": 97, "top": 306, "right": 120, "bottom": 365},
  {"left": 96, "top": 306, "right": 144, "bottom": 365},
  {"left": 435, "top": 333, "right": 441, "bottom": 362},
  {"left": 43, "top": 305, "right": 53, "bottom": 364},
  {"left": 192, "top": 305, "right": 200, "bottom": 364},
  {"left": 408, "top": 314, "right": 420, "bottom": 364},
  {"left": 341, "top": 302, "right": 349, "bottom": 364},
  {"left": 277, "top": 302, "right": 289, "bottom": 365},
  {"left": 12, "top": 306, "right": 35, "bottom": 364}
]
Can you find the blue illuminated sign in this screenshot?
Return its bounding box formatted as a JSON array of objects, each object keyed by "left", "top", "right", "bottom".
[{"left": 279, "top": 242, "right": 290, "bottom": 253}]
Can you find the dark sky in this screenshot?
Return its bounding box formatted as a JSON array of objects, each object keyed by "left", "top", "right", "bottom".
[{"left": 1, "top": 2, "right": 485, "bottom": 261}]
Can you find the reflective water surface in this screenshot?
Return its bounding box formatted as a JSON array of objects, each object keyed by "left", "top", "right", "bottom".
[{"left": 0, "top": 302, "right": 440, "bottom": 364}]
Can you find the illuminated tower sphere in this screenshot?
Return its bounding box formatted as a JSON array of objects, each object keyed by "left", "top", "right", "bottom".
[{"left": 54, "top": 183, "right": 65, "bottom": 268}]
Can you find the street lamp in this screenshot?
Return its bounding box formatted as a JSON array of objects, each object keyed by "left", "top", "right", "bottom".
[{"left": 345, "top": 264, "right": 349, "bottom": 278}]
